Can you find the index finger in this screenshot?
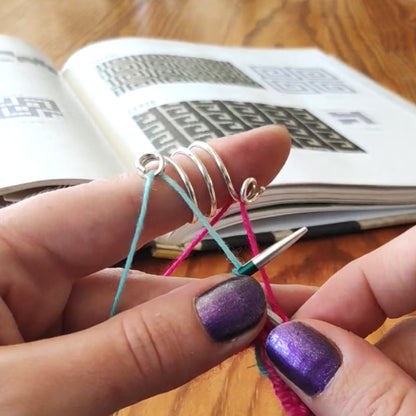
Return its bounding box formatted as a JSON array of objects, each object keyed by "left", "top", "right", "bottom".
[
  {"left": 0, "top": 125, "right": 290, "bottom": 280},
  {"left": 294, "top": 225, "right": 416, "bottom": 337}
]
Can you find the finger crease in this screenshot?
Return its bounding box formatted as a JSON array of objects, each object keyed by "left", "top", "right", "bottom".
[{"left": 356, "top": 260, "right": 388, "bottom": 321}]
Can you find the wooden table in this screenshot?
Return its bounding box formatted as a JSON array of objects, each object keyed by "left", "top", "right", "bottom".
[{"left": 2, "top": 1, "right": 416, "bottom": 415}]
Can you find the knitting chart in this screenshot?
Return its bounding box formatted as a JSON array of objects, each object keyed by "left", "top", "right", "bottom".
[
  {"left": 0, "top": 97, "right": 63, "bottom": 119},
  {"left": 133, "top": 100, "right": 363, "bottom": 155},
  {"left": 250, "top": 66, "right": 356, "bottom": 94},
  {"left": 95, "top": 54, "right": 262, "bottom": 96},
  {"left": 0, "top": 50, "right": 57, "bottom": 74},
  {"left": 328, "top": 111, "right": 375, "bottom": 125}
]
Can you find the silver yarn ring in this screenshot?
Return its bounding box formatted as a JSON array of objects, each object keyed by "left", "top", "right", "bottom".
[
  {"left": 135, "top": 153, "right": 166, "bottom": 177},
  {"left": 188, "top": 141, "right": 265, "bottom": 205},
  {"left": 240, "top": 177, "right": 266, "bottom": 204},
  {"left": 164, "top": 156, "right": 198, "bottom": 224},
  {"left": 171, "top": 147, "right": 217, "bottom": 217},
  {"left": 188, "top": 141, "right": 239, "bottom": 202},
  {"left": 134, "top": 141, "right": 266, "bottom": 223}
]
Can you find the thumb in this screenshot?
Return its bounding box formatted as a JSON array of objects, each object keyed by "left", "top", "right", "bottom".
[
  {"left": 0, "top": 275, "right": 265, "bottom": 416},
  {"left": 265, "top": 319, "right": 416, "bottom": 416}
]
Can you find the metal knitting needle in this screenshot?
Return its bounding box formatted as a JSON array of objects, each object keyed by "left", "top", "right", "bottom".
[
  {"left": 236, "top": 226, "right": 308, "bottom": 276},
  {"left": 235, "top": 226, "right": 308, "bottom": 326}
]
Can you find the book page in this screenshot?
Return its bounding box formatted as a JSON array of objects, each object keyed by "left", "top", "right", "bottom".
[
  {"left": 62, "top": 38, "right": 416, "bottom": 192},
  {"left": 0, "top": 36, "right": 124, "bottom": 195}
]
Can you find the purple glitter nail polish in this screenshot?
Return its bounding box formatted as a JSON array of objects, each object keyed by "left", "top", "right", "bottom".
[
  {"left": 265, "top": 322, "right": 341, "bottom": 396},
  {"left": 196, "top": 275, "right": 265, "bottom": 342}
]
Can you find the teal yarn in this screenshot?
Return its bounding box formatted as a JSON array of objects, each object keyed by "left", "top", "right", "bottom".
[
  {"left": 109, "top": 170, "right": 155, "bottom": 317},
  {"left": 160, "top": 174, "right": 273, "bottom": 379},
  {"left": 110, "top": 170, "right": 241, "bottom": 317},
  {"left": 108, "top": 169, "right": 309, "bottom": 416},
  {"left": 109, "top": 169, "right": 269, "bottom": 390},
  {"left": 160, "top": 173, "right": 241, "bottom": 270},
  {"left": 255, "top": 343, "right": 269, "bottom": 377}
]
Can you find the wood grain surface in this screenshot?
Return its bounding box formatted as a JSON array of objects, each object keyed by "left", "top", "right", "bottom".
[{"left": 2, "top": 1, "right": 416, "bottom": 415}]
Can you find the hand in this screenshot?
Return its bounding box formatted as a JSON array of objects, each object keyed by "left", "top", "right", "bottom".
[
  {"left": 265, "top": 225, "right": 416, "bottom": 415},
  {"left": 0, "top": 126, "right": 314, "bottom": 415}
]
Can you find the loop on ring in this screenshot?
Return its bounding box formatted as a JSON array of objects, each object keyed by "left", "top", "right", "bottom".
[
  {"left": 240, "top": 177, "right": 265, "bottom": 204},
  {"left": 188, "top": 141, "right": 239, "bottom": 202},
  {"left": 135, "top": 153, "right": 166, "bottom": 177},
  {"left": 189, "top": 141, "right": 265, "bottom": 205},
  {"left": 135, "top": 142, "right": 267, "bottom": 223},
  {"left": 171, "top": 147, "right": 217, "bottom": 218},
  {"left": 164, "top": 156, "right": 199, "bottom": 224}
]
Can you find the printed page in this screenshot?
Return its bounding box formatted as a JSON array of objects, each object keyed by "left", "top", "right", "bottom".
[
  {"left": 0, "top": 36, "right": 124, "bottom": 195},
  {"left": 62, "top": 38, "right": 416, "bottom": 195}
]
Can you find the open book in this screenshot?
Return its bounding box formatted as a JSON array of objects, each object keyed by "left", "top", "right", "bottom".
[{"left": 2, "top": 35, "right": 416, "bottom": 256}]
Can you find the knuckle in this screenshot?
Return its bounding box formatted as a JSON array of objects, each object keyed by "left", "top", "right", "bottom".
[
  {"left": 119, "top": 309, "right": 185, "bottom": 394},
  {"left": 342, "top": 377, "right": 416, "bottom": 416},
  {"left": 120, "top": 312, "right": 162, "bottom": 383}
]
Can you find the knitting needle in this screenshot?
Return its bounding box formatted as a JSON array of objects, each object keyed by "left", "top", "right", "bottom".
[
  {"left": 266, "top": 308, "right": 284, "bottom": 326},
  {"left": 235, "top": 226, "right": 308, "bottom": 326},
  {"left": 236, "top": 226, "right": 308, "bottom": 276}
]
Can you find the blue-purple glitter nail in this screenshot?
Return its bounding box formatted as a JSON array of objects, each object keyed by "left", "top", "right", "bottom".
[
  {"left": 195, "top": 275, "right": 265, "bottom": 342},
  {"left": 265, "top": 322, "right": 341, "bottom": 396}
]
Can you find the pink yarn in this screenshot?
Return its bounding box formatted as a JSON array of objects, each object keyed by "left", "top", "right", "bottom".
[
  {"left": 163, "top": 199, "right": 312, "bottom": 415},
  {"left": 239, "top": 201, "right": 313, "bottom": 416},
  {"left": 163, "top": 200, "right": 233, "bottom": 276},
  {"left": 239, "top": 202, "right": 288, "bottom": 322}
]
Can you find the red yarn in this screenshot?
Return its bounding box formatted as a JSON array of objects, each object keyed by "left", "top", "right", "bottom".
[
  {"left": 238, "top": 202, "right": 288, "bottom": 321},
  {"left": 239, "top": 202, "right": 313, "bottom": 416},
  {"left": 163, "top": 199, "right": 313, "bottom": 415},
  {"left": 163, "top": 200, "right": 233, "bottom": 276}
]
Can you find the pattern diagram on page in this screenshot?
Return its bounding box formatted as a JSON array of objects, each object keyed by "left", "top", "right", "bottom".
[
  {"left": 250, "top": 66, "right": 356, "bottom": 94},
  {"left": 0, "top": 97, "right": 62, "bottom": 119},
  {"left": 96, "top": 54, "right": 262, "bottom": 96},
  {"left": 133, "top": 100, "right": 363, "bottom": 155}
]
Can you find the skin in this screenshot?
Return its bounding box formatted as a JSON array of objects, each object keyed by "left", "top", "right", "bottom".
[
  {"left": 283, "top": 226, "right": 416, "bottom": 416},
  {"left": 0, "top": 125, "right": 304, "bottom": 416},
  {"left": 1, "top": 124, "right": 415, "bottom": 415}
]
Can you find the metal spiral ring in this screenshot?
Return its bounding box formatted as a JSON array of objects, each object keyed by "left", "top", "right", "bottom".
[
  {"left": 134, "top": 141, "right": 266, "bottom": 223},
  {"left": 240, "top": 177, "right": 266, "bottom": 204},
  {"left": 135, "top": 153, "right": 166, "bottom": 177},
  {"left": 188, "top": 141, "right": 239, "bottom": 202},
  {"left": 171, "top": 147, "right": 217, "bottom": 217},
  {"left": 189, "top": 141, "right": 265, "bottom": 205},
  {"left": 164, "top": 156, "right": 198, "bottom": 224}
]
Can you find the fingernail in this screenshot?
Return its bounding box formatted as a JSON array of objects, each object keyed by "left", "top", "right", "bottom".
[
  {"left": 195, "top": 275, "right": 266, "bottom": 342},
  {"left": 265, "top": 322, "right": 341, "bottom": 396}
]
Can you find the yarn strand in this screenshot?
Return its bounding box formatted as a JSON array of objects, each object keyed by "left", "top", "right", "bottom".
[
  {"left": 160, "top": 173, "right": 241, "bottom": 269},
  {"left": 238, "top": 201, "right": 313, "bottom": 416},
  {"left": 163, "top": 200, "right": 232, "bottom": 276},
  {"left": 110, "top": 169, "right": 312, "bottom": 416},
  {"left": 109, "top": 170, "right": 155, "bottom": 317}
]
